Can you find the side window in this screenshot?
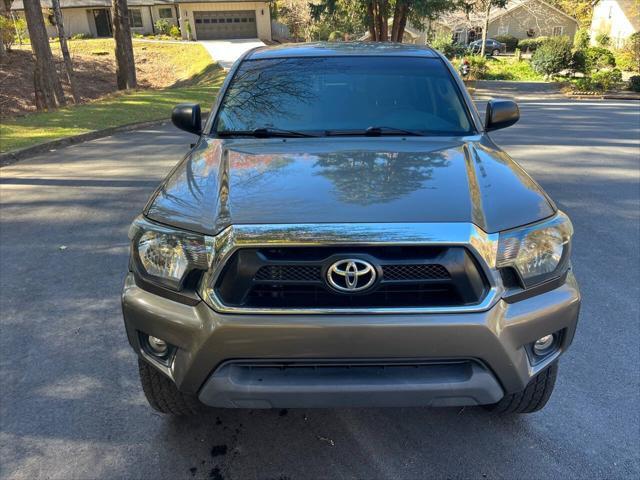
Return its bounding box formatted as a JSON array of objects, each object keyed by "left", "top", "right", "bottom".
[{"left": 129, "top": 9, "right": 143, "bottom": 28}]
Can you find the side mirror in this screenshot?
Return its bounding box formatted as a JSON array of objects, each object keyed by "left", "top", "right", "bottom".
[
  {"left": 485, "top": 100, "right": 519, "bottom": 132},
  {"left": 172, "top": 103, "right": 201, "bottom": 135}
]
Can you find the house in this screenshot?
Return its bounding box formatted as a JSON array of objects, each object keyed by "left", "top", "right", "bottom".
[
  {"left": 10, "top": 0, "right": 272, "bottom": 41},
  {"left": 590, "top": 1, "right": 639, "bottom": 48},
  {"left": 437, "top": 0, "right": 579, "bottom": 45}
]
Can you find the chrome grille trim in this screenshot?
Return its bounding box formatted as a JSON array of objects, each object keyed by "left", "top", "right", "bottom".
[{"left": 199, "top": 223, "right": 502, "bottom": 314}]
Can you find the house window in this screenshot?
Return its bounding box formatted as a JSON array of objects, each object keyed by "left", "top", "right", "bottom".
[
  {"left": 497, "top": 25, "right": 509, "bottom": 35},
  {"left": 129, "top": 9, "right": 143, "bottom": 28},
  {"left": 158, "top": 8, "right": 172, "bottom": 19},
  {"left": 552, "top": 26, "right": 563, "bottom": 36}
]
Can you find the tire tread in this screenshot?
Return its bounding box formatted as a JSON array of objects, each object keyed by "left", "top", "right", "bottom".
[
  {"left": 485, "top": 363, "right": 558, "bottom": 414},
  {"left": 138, "top": 358, "right": 202, "bottom": 416}
]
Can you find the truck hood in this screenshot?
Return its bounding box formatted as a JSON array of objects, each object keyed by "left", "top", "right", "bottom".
[{"left": 145, "top": 136, "right": 554, "bottom": 235}]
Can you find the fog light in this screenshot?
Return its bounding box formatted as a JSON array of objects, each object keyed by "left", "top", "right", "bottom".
[
  {"left": 533, "top": 334, "right": 555, "bottom": 355},
  {"left": 147, "top": 335, "right": 168, "bottom": 355}
]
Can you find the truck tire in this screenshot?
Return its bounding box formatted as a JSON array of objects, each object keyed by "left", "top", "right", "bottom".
[
  {"left": 485, "top": 363, "right": 558, "bottom": 414},
  {"left": 138, "top": 358, "right": 202, "bottom": 415}
]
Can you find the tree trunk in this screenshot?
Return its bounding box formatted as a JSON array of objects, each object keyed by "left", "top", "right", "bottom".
[
  {"left": 390, "top": 0, "right": 401, "bottom": 42},
  {"left": 0, "top": 0, "right": 9, "bottom": 57},
  {"left": 391, "top": 1, "right": 408, "bottom": 43},
  {"left": 377, "top": 0, "right": 388, "bottom": 41},
  {"left": 374, "top": 1, "right": 383, "bottom": 41},
  {"left": 23, "top": 0, "right": 66, "bottom": 110},
  {"left": 396, "top": 6, "right": 408, "bottom": 43},
  {"left": 111, "top": 0, "right": 137, "bottom": 90},
  {"left": 480, "top": 1, "right": 491, "bottom": 57},
  {"left": 366, "top": 1, "right": 377, "bottom": 41},
  {"left": 51, "top": 0, "right": 79, "bottom": 103}
]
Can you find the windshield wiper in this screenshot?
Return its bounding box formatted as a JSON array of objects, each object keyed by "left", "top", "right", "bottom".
[
  {"left": 218, "top": 127, "right": 318, "bottom": 138},
  {"left": 325, "top": 126, "right": 425, "bottom": 137}
]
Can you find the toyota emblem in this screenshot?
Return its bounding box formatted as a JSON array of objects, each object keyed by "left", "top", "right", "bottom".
[{"left": 326, "top": 259, "right": 377, "bottom": 293}]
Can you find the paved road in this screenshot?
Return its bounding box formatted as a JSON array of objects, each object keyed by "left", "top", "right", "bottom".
[
  {"left": 1, "top": 87, "right": 639, "bottom": 479},
  {"left": 199, "top": 39, "right": 265, "bottom": 69}
]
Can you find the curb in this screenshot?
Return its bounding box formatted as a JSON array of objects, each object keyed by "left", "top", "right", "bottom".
[
  {"left": 566, "top": 92, "right": 640, "bottom": 101},
  {"left": 0, "top": 118, "right": 169, "bottom": 168}
]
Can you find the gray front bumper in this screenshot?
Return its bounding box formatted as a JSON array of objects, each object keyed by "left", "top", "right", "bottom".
[
  {"left": 122, "top": 272, "right": 580, "bottom": 408},
  {"left": 198, "top": 360, "right": 503, "bottom": 408}
]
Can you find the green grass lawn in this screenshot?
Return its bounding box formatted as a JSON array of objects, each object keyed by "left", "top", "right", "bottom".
[
  {"left": 484, "top": 57, "right": 544, "bottom": 81},
  {"left": 1, "top": 41, "right": 225, "bottom": 154}
]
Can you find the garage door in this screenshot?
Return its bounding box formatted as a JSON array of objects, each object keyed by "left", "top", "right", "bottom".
[{"left": 194, "top": 11, "right": 257, "bottom": 39}]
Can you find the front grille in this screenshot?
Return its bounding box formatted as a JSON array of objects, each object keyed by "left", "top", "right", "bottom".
[
  {"left": 253, "top": 263, "right": 450, "bottom": 282},
  {"left": 254, "top": 265, "right": 322, "bottom": 282},
  {"left": 383, "top": 264, "right": 450, "bottom": 281},
  {"left": 214, "top": 246, "right": 489, "bottom": 310},
  {"left": 246, "top": 283, "right": 460, "bottom": 308}
]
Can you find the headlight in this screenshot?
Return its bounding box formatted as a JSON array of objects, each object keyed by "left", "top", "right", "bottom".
[
  {"left": 496, "top": 211, "right": 573, "bottom": 288},
  {"left": 128, "top": 216, "right": 213, "bottom": 290}
]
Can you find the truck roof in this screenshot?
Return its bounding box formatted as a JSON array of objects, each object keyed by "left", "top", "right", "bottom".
[{"left": 246, "top": 42, "right": 439, "bottom": 60}]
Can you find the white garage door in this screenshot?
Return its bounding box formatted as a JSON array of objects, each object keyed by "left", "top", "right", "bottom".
[{"left": 194, "top": 11, "right": 257, "bottom": 39}]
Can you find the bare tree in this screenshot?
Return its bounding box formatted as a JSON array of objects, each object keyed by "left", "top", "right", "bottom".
[
  {"left": 462, "top": 0, "right": 507, "bottom": 56},
  {"left": 23, "top": 0, "right": 66, "bottom": 110},
  {"left": 51, "top": 0, "right": 79, "bottom": 103},
  {"left": 276, "top": 0, "right": 314, "bottom": 41},
  {"left": 111, "top": 0, "right": 136, "bottom": 90},
  {"left": 473, "top": 0, "right": 507, "bottom": 57}
]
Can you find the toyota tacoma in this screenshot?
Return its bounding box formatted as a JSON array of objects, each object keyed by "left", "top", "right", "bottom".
[{"left": 122, "top": 43, "right": 580, "bottom": 416}]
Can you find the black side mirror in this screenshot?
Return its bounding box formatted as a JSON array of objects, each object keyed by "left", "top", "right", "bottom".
[
  {"left": 172, "top": 103, "right": 201, "bottom": 135},
  {"left": 485, "top": 100, "right": 519, "bottom": 132}
]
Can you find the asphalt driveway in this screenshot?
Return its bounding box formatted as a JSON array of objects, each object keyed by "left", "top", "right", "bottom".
[
  {"left": 199, "top": 39, "right": 266, "bottom": 69},
  {"left": 1, "top": 86, "right": 639, "bottom": 479}
]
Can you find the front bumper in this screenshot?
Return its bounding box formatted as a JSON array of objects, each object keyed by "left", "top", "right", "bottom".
[{"left": 122, "top": 272, "right": 580, "bottom": 408}]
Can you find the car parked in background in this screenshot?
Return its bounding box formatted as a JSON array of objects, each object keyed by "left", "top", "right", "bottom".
[{"left": 469, "top": 39, "right": 506, "bottom": 56}]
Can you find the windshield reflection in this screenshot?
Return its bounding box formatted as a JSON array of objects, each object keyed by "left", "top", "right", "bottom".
[{"left": 215, "top": 56, "right": 473, "bottom": 135}]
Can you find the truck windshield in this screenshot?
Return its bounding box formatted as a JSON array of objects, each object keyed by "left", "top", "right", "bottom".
[{"left": 214, "top": 56, "right": 474, "bottom": 136}]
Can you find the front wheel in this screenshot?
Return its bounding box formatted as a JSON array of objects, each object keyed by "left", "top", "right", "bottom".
[
  {"left": 485, "top": 363, "right": 558, "bottom": 414},
  {"left": 492, "top": 48, "right": 501, "bottom": 56},
  {"left": 138, "top": 358, "right": 203, "bottom": 415}
]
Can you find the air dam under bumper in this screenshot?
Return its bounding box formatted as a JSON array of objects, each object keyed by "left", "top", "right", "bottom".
[
  {"left": 122, "top": 271, "right": 580, "bottom": 408},
  {"left": 199, "top": 361, "right": 503, "bottom": 408}
]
